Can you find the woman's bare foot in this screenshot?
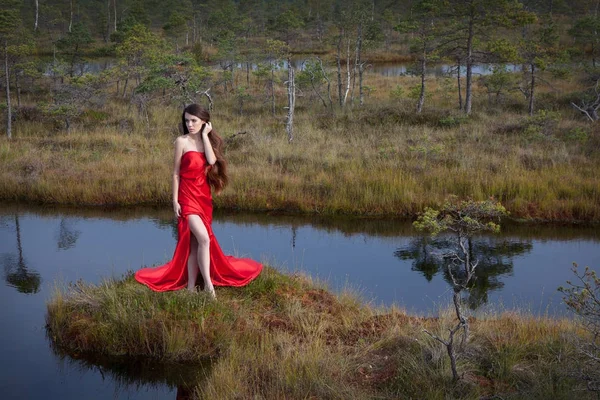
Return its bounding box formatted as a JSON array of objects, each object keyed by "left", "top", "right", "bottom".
[{"left": 205, "top": 285, "right": 217, "bottom": 300}]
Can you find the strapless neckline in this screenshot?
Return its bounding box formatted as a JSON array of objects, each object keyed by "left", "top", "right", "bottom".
[{"left": 182, "top": 151, "right": 205, "bottom": 158}]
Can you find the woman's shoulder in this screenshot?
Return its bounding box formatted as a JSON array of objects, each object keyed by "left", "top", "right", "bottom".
[
  {"left": 174, "top": 135, "right": 189, "bottom": 143},
  {"left": 174, "top": 135, "right": 190, "bottom": 147}
]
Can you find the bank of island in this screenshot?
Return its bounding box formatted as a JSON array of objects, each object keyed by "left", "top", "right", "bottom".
[{"left": 46, "top": 265, "right": 597, "bottom": 399}]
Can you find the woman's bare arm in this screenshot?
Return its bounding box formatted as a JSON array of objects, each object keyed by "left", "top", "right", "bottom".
[
  {"left": 172, "top": 137, "right": 185, "bottom": 216},
  {"left": 202, "top": 122, "right": 217, "bottom": 165}
]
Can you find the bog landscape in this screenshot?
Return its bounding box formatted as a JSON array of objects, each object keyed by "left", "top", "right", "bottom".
[{"left": 1, "top": 0, "right": 599, "bottom": 399}]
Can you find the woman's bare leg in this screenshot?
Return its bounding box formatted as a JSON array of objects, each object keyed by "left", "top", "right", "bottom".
[
  {"left": 187, "top": 215, "right": 215, "bottom": 298},
  {"left": 187, "top": 234, "right": 199, "bottom": 291}
]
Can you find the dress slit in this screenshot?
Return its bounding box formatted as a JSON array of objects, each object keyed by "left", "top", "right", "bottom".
[{"left": 135, "top": 151, "right": 262, "bottom": 292}]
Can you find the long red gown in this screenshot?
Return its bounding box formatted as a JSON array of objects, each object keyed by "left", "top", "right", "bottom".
[{"left": 135, "top": 151, "right": 262, "bottom": 291}]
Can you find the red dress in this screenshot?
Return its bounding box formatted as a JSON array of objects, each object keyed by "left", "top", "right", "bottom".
[{"left": 135, "top": 151, "right": 262, "bottom": 291}]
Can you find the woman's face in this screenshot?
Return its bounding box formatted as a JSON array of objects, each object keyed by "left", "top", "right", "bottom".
[{"left": 184, "top": 112, "right": 204, "bottom": 134}]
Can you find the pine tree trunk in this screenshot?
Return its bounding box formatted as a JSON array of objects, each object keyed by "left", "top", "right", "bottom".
[
  {"left": 113, "top": 0, "right": 117, "bottom": 32},
  {"left": 15, "top": 71, "right": 21, "bottom": 108},
  {"left": 417, "top": 55, "right": 426, "bottom": 113},
  {"left": 457, "top": 58, "right": 463, "bottom": 110},
  {"left": 356, "top": 23, "right": 364, "bottom": 106},
  {"left": 352, "top": 23, "right": 362, "bottom": 104},
  {"left": 106, "top": 0, "right": 111, "bottom": 42},
  {"left": 270, "top": 68, "right": 275, "bottom": 116},
  {"left": 336, "top": 31, "right": 343, "bottom": 108},
  {"left": 69, "top": 0, "right": 73, "bottom": 33},
  {"left": 359, "top": 63, "right": 365, "bottom": 106},
  {"left": 594, "top": 0, "right": 599, "bottom": 68},
  {"left": 528, "top": 63, "right": 535, "bottom": 116},
  {"left": 5, "top": 42, "right": 12, "bottom": 139},
  {"left": 464, "top": 14, "right": 474, "bottom": 115}
]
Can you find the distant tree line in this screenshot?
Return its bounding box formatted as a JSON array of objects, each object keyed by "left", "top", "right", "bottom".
[{"left": 2, "top": 0, "right": 600, "bottom": 138}]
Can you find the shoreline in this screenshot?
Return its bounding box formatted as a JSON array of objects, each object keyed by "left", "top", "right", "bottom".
[
  {"left": 3, "top": 83, "right": 599, "bottom": 225},
  {"left": 3, "top": 199, "right": 600, "bottom": 226},
  {"left": 46, "top": 267, "right": 595, "bottom": 399}
]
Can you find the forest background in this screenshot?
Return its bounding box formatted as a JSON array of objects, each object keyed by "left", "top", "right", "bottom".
[{"left": 1, "top": 0, "right": 600, "bottom": 222}]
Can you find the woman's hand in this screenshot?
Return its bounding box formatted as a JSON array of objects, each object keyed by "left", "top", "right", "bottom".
[
  {"left": 173, "top": 202, "right": 182, "bottom": 218},
  {"left": 202, "top": 121, "right": 212, "bottom": 137}
]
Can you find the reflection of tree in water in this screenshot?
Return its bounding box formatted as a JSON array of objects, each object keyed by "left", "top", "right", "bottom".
[
  {"left": 151, "top": 216, "right": 179, "bottom": 241},
  {"left": 49, "top": 342, "right": 210, "bottom": 399},
  {"left": 56, "top": 218, "right": 81, "bottom": 250},
  {"left": 395, "top": 235, "right": 533, "bottom": 309},
  {"left": 2, "top": 215, "right": 41, "bottom": 294}
]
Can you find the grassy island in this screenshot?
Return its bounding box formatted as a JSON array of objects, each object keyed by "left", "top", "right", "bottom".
[{"left": 46, "top": 266, "right": 595, "bottom": 399}]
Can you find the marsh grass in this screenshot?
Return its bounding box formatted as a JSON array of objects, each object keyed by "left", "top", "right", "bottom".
[
  {"left": 3, "top": 70, "right": 599, "bottom": 221},
  {"left": 47, "top": 267, "right": 595, "bottom": 399}
]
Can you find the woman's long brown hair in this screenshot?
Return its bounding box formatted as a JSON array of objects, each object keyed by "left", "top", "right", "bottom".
[{"left": 182, "top": 104, "right": 228, "bottom": 194}]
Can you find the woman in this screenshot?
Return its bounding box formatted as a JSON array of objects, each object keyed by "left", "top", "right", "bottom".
[{"left": 135, "top": 104, "right": 262, "bottom": 298}]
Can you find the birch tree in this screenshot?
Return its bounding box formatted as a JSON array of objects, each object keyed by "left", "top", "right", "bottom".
[
  {"left": 34, "top": 0, "right": 39, "bottom": 32},
  {"left": 285, "top": 57, "right": 296, "bottom": 143}
]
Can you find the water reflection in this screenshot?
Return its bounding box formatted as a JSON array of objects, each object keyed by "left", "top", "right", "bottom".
[
  {"left": 51, "top": 345, "right": 209, "bottom": 399},
  {"left": 1, "top": 215, "right": 41, "bottom": 294},
  {"left": 56, "top": 218, "right": 81, "bottom": 250},
  {"left": 0, "top": 204, "right": 599, "bottom": 399},
  {"left": 395, "top": 235, "right": 533, "bottom": 309}
]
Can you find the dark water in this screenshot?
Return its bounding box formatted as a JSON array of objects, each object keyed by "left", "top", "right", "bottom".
[
  {"left": 44, "top": 57, "right": 517, "bottom": 78},
  {"left": 370, "top": 62, "right": 521, "bottom": 77},
  {"left": 1, "top": 204, "right": 598, "bottom": 399}
]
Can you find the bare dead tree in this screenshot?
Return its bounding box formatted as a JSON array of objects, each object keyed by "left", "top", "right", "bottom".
[
  {"left": 4, "top": 39, "right": 11, "bottom": 139},
  {"left": 351, "top": 21, "right": 362, "bottom": 104},
  {"left": 285, "top": 57, "right": 295, "bottom": 143},
  {"left": 196, "top": 88, "right": 213, "bottom": 111},
  {"left": 571, "top": 79, "right": 600, "bottom": 122},
  {"left": 34, "top": 0, "right": 39, "bottom": 32},
  {"left": 336, "top": 28, "right": 343, "bottom": 108},
  {"left": 69, "top": 0, "right": 73, "bottom": 33},
  {"left": 417, "top": 43, "right": 427, "bottom": 113},
  {"left": 559, "top": 263, "right": 600, "bottom": 393},
  {"left": 343, "top": 37, "right": 351, "bottom": 106},
  {"left": 456, "top": 58, "right": 463, "bottom": 110},
  {"left": 113, "top": 0, "right": 117, "bottom": 32}
]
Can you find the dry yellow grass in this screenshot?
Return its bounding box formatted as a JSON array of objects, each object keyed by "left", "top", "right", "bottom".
[
  {"left": 46, "top": 267, "right": 595, "bottom": 399},
  {"left": 2, "top": 69, "right": 598, "bottom": 221}
]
